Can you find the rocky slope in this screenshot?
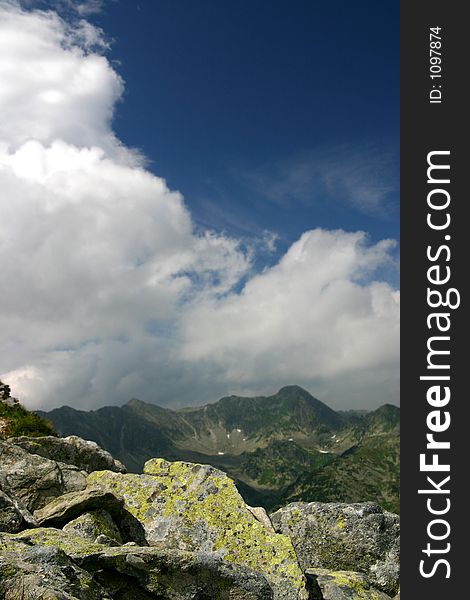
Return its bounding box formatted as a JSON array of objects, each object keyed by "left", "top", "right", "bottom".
[
  {"left": 39, "top": 386, "right": 400, "bottom": 512},
  {"left": 0, "top": 432, "right": 400, "bottom": 599}
]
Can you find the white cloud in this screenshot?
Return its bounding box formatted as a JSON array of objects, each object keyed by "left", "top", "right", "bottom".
[
  {"left": 0, "top": 2, "right": 399, "bottom": 412},
  {"left": 179, "top": 229, "right": 399, "bottom": 387},
  {"left": 0, "top": 2, "right": 124, "bottom": 156},
  {"left": 243, "top": 144, "right": 398, "bottom": 216}
]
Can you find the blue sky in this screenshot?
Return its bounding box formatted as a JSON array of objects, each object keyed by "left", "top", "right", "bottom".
[
  {"left": 1, "top": 0, "right": 400, "bottom": 410},
  {"left": 93, "top": 0, "right": 399, "bottom": 256}
]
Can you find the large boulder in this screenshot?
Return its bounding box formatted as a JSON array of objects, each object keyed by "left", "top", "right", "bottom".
[
  {"left": 9, "top": 435, "right": 126, "bottom": 474},
  {"left": 0, "top": 440, "right": 87, "bottom": 512},
  {"left": 270, "top": 502, "right": 399, "bottom": 596},
  {"left": 87, "top": 457, "right": 308, "bottom": 599},
  {"left": 2, "top": 529, "right": 274, "bottom": 599}
]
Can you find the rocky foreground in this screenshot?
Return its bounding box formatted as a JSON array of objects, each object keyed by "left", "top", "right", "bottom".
[{"left": 0, "top": 435, "right": 400, "bottom": 599}]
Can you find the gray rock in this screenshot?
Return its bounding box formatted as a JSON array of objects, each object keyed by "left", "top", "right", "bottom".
[
  {"left": 33, "top": 488, "right": 124, "bottom": 528},
  {"left": 271, "top": 501, "right": 400, "bottom": 596},
  {"left": 9, "top": 434, "right": 126, "bottom": 474},
  {"left": 63, "top": 509, "right": 123, "bottom": 544},
  {"left": 86, "top": 545, "right": 275, "bottom": 599},
  {"left": 305, "top": 569, "right": 392, "bottom": 599},
  {"left": 95, "top": 533, "right": 121, "bottom": 546},
  {"left": 0, "top": 440, "right": 87, "bottom": 512},
  {"left": 3, "top": 529, "right": 274, "bottom": 599},
  {"left": 247, "top": 505, "right": 276, "bottom": 533},
  {"left": 0, "top": 476, "right": 37, "bottom": 533},
  {"left": 0, "top": 534, "right": 111, "bottom": 599}
]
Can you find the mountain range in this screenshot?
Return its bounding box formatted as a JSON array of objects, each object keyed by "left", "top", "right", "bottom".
[{"left": 38, "top": 385, "right": 400, "bottom": 513}]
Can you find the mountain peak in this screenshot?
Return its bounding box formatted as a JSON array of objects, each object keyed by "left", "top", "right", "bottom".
[
  {"left": 277, "top": 385, "right": 312, "bottom": 398},
  {"left": 124, "top": 398, "right": 146, "bottom": 408}
]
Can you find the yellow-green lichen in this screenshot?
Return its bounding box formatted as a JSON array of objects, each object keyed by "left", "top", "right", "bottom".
[
  {"left": 336, "top": 516, "right": 346, "bottom": 530},
  {"left": 10, "top": 528, "right": 105, "bottom": 557},
  {"left": 321, "top": 570, "right": 384, "bottom": 600}
]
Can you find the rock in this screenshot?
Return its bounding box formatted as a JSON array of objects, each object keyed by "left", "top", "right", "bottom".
[
  {"left": 0, "top": 476, "right": 37, "bottom": 533},
  {"left": 270, "top": 502, "right": 400, "bottom": 596},
  {"left": 87, "top": 546, "right": 275, "bottom": 599},
  {"left": 87, "top": 457, "right": 308, "bottom": 599},
  {"left": 33, "top": 488, "right": 124, "bottom": 528},
  {"left": 305, "top": 569, "right": 392, "bottom": 600},
  {"left": 247, "top": 505, "right": 276, "bottom": 533},
  {"left": 3, "top": 529, "right": 274, "bottom": 599},
  {"left": 0, "top": 489, "right": 25, "bottom": 533},
  {"left": 95, "top": 533, "right": 121, "bottom": 546},
  {"left": 0, "top": 534, "right": 110, "bottom": 599},
  {"left": 9, "top": 434, "right": 127, "bottom": 474},
  {"left": 0, "top": 440, "right": 87, "bottom": 512},
  {"left": 63, "top": 509, "right": 123, "bottom": 544}
]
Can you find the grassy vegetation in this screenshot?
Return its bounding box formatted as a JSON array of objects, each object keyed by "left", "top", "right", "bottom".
[{"left": 0, "top": 381, "right": 56, "bottom": 438}]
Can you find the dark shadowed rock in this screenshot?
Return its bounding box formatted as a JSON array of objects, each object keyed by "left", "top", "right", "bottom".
[
  {"left": 9, "top": 434, "right": 127, "bottom": 473},
  {"left": 0, "top": 473, "right": 38, "bottom": 533},
  {"left": 270, "top": 501, "right": 399, "bottom": 596},
  {"left": 33, "top": 488, "right": 124, "bottom": 528}
]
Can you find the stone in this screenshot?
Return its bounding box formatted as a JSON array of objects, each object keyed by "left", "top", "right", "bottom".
[
  {"left": 63, "top": 509, "right": 123, "bottom": 544},
  {"left": 9, "top": 434, "right": 127, "bottom": 474},
  {"left": 0, "top": 534, "right": 110, "bottom": 599},
  {"left": 247, "top": 505, "right": 276, "bottom": 533},
  {"left": 305, "top": 569, "right": 392, "bottom": 600},
  {"left": 270, "top": 502, "right": 400, "bottom": 596},
  {"left": 3, "top": 529, "right": 274, "bottom": 599},
  {"left": 0, "top": 476, "right": 37, "bottom": 533},
  {"left": 88, "top": 546, "right": 275, "bottom": 599},
  {"left": 0, "top": 440, "right": 87, "bottom": 512},
  {"left": 87, "top": 457, "right": 308, "bottom": 599},
  {"left": 33, "top": 488, "right": 124, "bottom": 528}
]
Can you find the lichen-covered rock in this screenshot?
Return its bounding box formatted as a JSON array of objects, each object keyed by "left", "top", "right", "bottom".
[
  {"left": 270, "top": 502, "right": 399, "bottom": 596},
  {"left": 0, "top": 440, "right": 87, "bottom": 512},
  {"left": 87, "top": 457, "right": 307, "bottom": 599},
  {"left": 63, "top": 509, "right": 123, "bottom": 545},
  {"left": 0, "top": 534, "right": 110, "bottom": 599},
  {"left": 3, "top": 529, "right": 274, "bottom": 599},
  {"left": 33, "top": 488, "right": 124, "bottom": 528},
  {"left": 82, "top": 545, "right": 275, "bottom": 599},
  {"left": 305, "top": 569, "right": 392, "bottom": 600},
  {"left": 9, "top": 435, "right": 127, "bottom": 474}
]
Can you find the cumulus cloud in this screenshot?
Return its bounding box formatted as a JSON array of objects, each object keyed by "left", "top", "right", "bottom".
[
  {"left": 0, "top": 1, "right": 399, "bottom": 411},
  {"left": 0, "top": 1, "right": 124, "bottom": 156}
]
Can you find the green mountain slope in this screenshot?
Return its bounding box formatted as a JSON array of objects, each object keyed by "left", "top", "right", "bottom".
[
  {"left": 39, "top": 386, "right": 400, "bottom": 512},
  {"left": 280, "top": 432, "right": 400, "bottom": 513}
]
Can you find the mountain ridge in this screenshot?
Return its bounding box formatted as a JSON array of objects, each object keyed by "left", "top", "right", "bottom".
[{"left": 38, "top": 386, "right": 400, "bottom": 512}]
